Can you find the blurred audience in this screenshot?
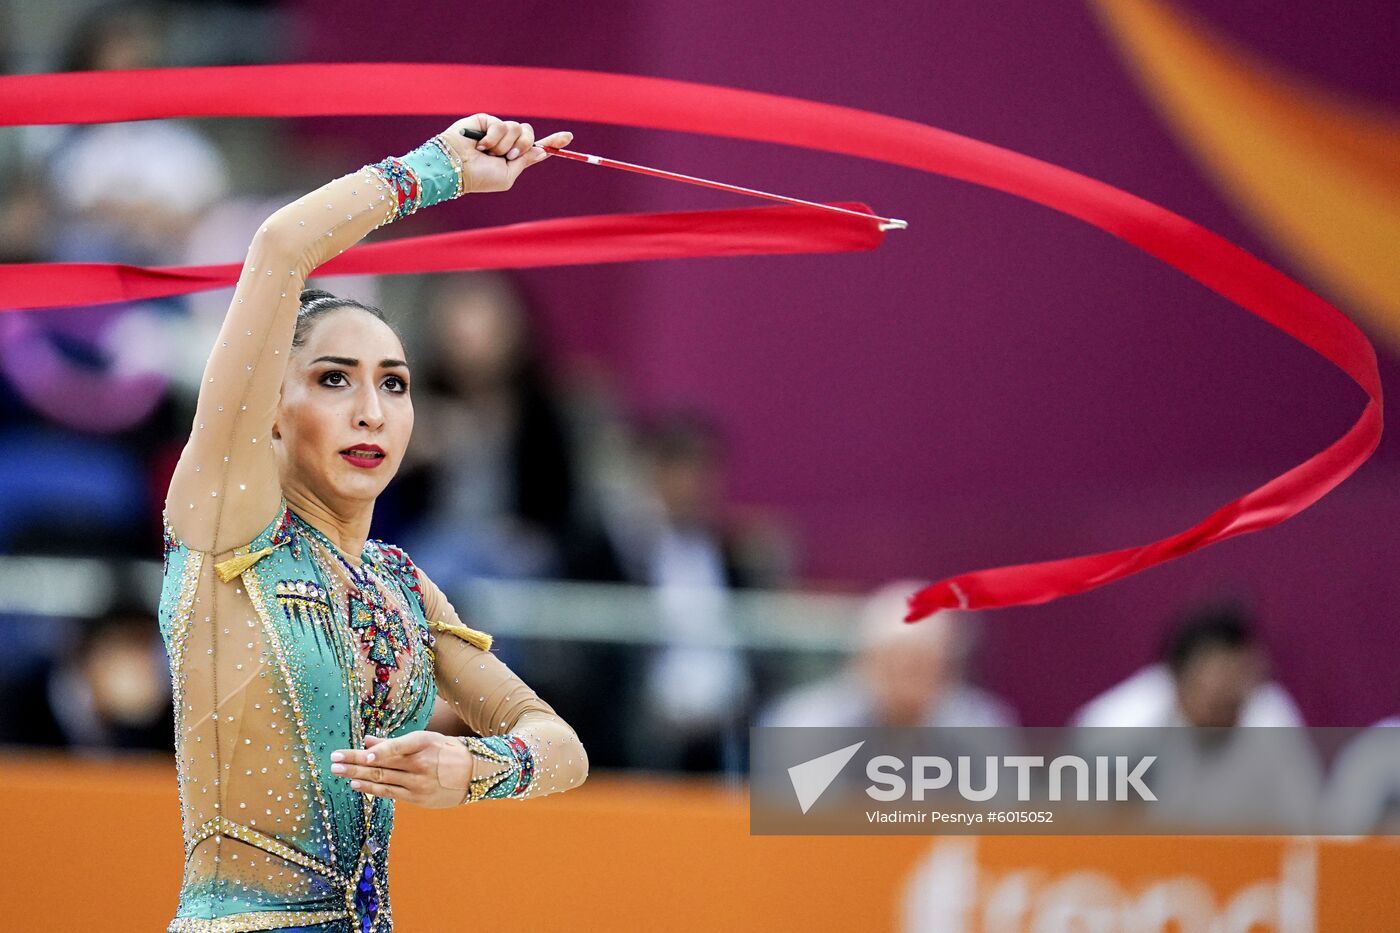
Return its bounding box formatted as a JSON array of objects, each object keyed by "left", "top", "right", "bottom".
[
  {"left": 0, "top": 1, "right": 226, "bottom": 556},
  {"left": 589, "top": 412, "right": 793, "bottom": 587},
  {"left": 0, "top": 576, "right": 173, "bottom": 752},
  {"left": 757, "top": 580, "right": 1017, "bottom": 729},
  {"left": 595, "top": 413, "right": 790, "bottom": 772},
  {"left": 44, "top": 3, "right": 229, "bottom": 266},
  {"left": 1323, "top": 717, "right": 1400, "bottom": 834},
  {"left": 387, "top": 271, "right": 642, "bottom": 768},
  {"left": 1072, "top": 601, "right": 1303, "bottom": 729},
  {"left": 392, "top": 271, "right": 594, "bottom": 587},
  {"left": 1072, "top": 601, "right": 1321, "bottom": 831}
]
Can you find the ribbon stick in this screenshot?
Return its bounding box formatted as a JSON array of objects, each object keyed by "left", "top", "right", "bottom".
[
  {"left": 458, "top": 125, "right": 908, "bottom": 229},
  {"left": 0, "top": 63, "right": 1381, "bottom": 619},
  {"left": 540, "top": 146, "right": 908, "bottom": 231}
]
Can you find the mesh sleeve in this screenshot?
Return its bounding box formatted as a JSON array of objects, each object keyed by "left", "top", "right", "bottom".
[
  {"left": 417, "top": 568, "right": 590, "bottom": 800},
  {"left": 163, "top": 164, "right": 400, "bottom": 555}
]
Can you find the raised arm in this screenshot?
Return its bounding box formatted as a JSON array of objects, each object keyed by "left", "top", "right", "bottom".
[{"left": 164, "top": 116, "right": 571, "bottom": 554}]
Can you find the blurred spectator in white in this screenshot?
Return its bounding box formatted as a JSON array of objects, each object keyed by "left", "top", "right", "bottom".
[
  {"left": 1072, "top": 602, "right": 1321, "bottom": 831},
  {"left": 1072, "top": 602, "right": 1304, "bottom": 728},
  {"left": 40, "top": 3, "right": 230, "bottom": 267},
  {"left": 757, "top": 580, "right": 1017, "bottom": 729}
]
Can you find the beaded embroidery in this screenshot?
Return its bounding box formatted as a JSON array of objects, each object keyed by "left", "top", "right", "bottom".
[
  {"left": 168, "top": 910, "right": 351, "bottom": 933},
  {"left": 269, "top": 506, "right": 303, "bottom": 559},
  {"left": 163, "top": 550, "right": 204, "bottom": 861},
  {"left": 370, "top": 541, "right": 426, "bottom": 615},
  {"left": 162, "top": 511, "right": 181, "bottom": 574},
  {"left": 346, "top": 591, "right": 412, "bottom": 736},
  {"left": 400, "top": 138, "right": 463, "bottom": 207},
  {"left": 365, "top": 157, "right": 420, "bottom": 222},
  {"left": 351, "top": 857, "right": 381, "bottom": 929},
  {"left": 274, "top": 578, "right": 337, "bottom": 656},
  {"left": 243, "top": 557, "right": 395, "bottom": 933},
  {"left": 456, "top": 733, "right": 537, "bottom": 802},
  {"left": 364, "top": 136, "right": 462, "bottom": 225},
  {"left": 290, "top": 515, "right": 433, "bottom": 739}
]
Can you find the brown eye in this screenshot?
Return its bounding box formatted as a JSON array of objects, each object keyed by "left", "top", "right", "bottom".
[
  {"left": 383, "top": 375, "right": 408, "bottom": 393},
  {"left": 320, "top": 371, "right": 349, "bottom": 387}
]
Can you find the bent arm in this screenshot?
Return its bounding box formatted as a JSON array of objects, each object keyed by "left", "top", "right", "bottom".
[{"left": 418, "top": 568, "right": 589, "bottom": 800}]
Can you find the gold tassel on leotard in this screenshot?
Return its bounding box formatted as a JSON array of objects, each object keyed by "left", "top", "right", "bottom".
[
  {"left": 214, "top": 540, "right": 289, "bottom": 582},
  {"left": 215, "top": 547, "right": 273, "bottom": 582},
  {"left": 427, "top": 618, "right": 493, "bottom": 652}
]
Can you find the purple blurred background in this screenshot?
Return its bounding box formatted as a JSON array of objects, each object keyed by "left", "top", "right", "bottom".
[{"left": 282, "top": 0, "right": 1400, "bottom": 727}]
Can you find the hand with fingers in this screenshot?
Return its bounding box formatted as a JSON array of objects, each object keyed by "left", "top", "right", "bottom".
[
  {"left": 330, "top": 730, "right": 496, "bottom": 808},
  {"left": 435, "top": 113, "right": 573, "bottom": 195}
]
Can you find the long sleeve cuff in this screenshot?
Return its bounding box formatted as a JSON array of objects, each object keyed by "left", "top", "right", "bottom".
[
  {"left": 363, "top": 134, "right": 465, "bottom": 225},
  {"left": 454, "top": 734, "right": 536, "bottom": 803}
]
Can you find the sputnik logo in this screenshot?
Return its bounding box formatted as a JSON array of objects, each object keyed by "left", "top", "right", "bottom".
[{"left": 788, "top": 741, "right": 866, "bottom": 814}]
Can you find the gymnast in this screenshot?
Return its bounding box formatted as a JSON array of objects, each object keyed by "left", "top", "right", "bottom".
[{"left": 158, "top": 114, "right": 585, "bottom": 933}]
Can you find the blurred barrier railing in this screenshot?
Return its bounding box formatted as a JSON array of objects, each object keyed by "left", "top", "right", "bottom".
[
  {"left": 0, "top": 555, "right": 865, "bottom": 653},
  {"left": 457, "top": 578, "right": 862, "bottom": 651},
  {"left": 0, "top": 555, "right": 127, "bottom": 618}
]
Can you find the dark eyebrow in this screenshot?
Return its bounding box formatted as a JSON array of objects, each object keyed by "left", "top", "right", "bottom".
[{"left": 311, "top": 355, "right": 409, "bottom": 370}]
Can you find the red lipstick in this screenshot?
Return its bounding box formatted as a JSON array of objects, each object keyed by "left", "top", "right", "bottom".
[{"left": 340, "top": 443, "right": 386, "bottom": 469}]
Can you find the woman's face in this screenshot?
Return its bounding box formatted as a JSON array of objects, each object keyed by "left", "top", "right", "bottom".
[{"left": 273, "top": 308, "right": 413, "bottom": 509}]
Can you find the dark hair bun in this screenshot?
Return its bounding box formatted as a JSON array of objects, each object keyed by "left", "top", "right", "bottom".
[
  {"left": 298, "top": 288, "right": 339, "bottom": 306},
  {"left": 290, "top": 288, "right": 399, "bottom": 352}
]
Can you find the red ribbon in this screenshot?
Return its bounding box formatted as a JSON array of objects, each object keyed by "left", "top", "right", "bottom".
[
  {"left": 0, "top": 63, "right": 1381, "bottom": 619},
  {"left": 0, "top": 202, "right": 883, "bottom": 311}
]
